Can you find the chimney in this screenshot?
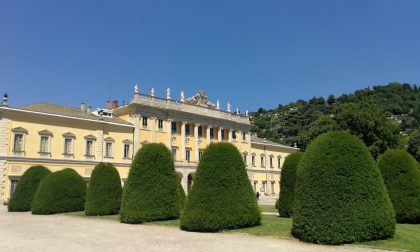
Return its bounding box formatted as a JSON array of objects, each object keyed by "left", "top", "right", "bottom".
[
  {"left": 106, "top": 100, "right": 112, "bottom": 110},
  {"left": 112, "top": 100, "right": 119, "bottom": 109},
  {"left": 86, "top": 105, "right": 92, "bottom": 114},
  {"left": 80, "top": 103, "right": 86, "bottom": 112}
]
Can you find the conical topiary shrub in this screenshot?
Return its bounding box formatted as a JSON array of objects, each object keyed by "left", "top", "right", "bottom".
[
  {"left": 8, "top": 166, "right": 51, "bottom": 212},
  {"left": 31, "top": 168, "right": 86, "bottom": 215},
  {"left": 120, "top": 143, "right": 181, "bottom": 223},
  {"left": 292, "top": 131, "right": 395, "bottom": 245},
  {"left": 85, "top": 163, "right": 122, "bottom": 216},
  {"left": 378, "top": 149, "right": 420, "bottom": 223},
  {"left": 180, "top": 143, "right": 260, "bottom": 232},
  {"left": 275, "top": 152, "right": 304, "bottom": 217},
  {"left": 177, "top": 182, "right": 186, "bottom": 210}
]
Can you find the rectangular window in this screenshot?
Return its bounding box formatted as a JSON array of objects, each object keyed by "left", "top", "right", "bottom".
[
  {"left": 271, "top": 182, "right": 275, "bottom": 195},
  {"left": 86, "top": 140, "right": 94, "bottom": 156},
  {"left": 232, "top": 131, "right": 236, "bottom": 140},
  {"left": 261, "top": 156, "right": 265, "bottom": 168},
  {"left": 270, "top": 157, "right": 273, "bottom": 168},
  {"left": 210, "top": 128, "right": 214, "bottom": 139},
  {"left": 40, "top": 136, "right": 49, "bottom": 153},
  {"left": 158, "top": 119, "right": 163, "bottom": 130},
  {"left": 142, "top": 116, "right": 148, "bottom": 127},
  {"left": 186, "top": 149, "right": 191, "bottom": 162},
  {"left": 185, "top": 124, "right": 190, "bottom": 136},
  {"left": 171, "top": 122, "right": 177, "bottom": 133},
  {"left": 10, "top": 179, "right": 19, "bottom": 197},
  {"left": 243, "top": 153, "right": 247, "bottom": 164},
  {"left": 198, "top": 126, "right": 202, "bottom": 137},
  {"left": 124, "top": 144, "right": 130, "bottom": 159},
  {"left": 13, "top": 133, "right": 23, "bottom": 152},
  {"left": 105, "top": 142, "right": 113, "bottom": 158},
  {"left": 171, "top": 148, "right": 177, "bottom": 160},
  {"left": 221, "top": 130, "right": 225, "bottom": 140},
  {"left": 243, "top": 132, "right": 246, "bottom": 141},
  {"left": 252, "top": 155, "right": 256, "bottom": 167},
  {"left": 64, "top": 138, "right": 73, "bottom": 155},
  {"left": 199, "top": 150, "right": 203, "bottom": 160},
  {"left": 278, "top": 158, "right": 281, "bottom": 168}
]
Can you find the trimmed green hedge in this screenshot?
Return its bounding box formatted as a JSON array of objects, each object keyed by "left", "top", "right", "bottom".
[
  {"left": 378, "top": 149, "right": 420, "bottom": 223},
  {"left": 85, "top": 163, "right": 122, "bottom": 216},
  {"left": 120, "top": 143, "right": 181, "bottom": 223},
  {"left": 31, "top": 168, "right": 86, "bottom": 215},
  {"left": 292, "top": 131, "right": 395, "bottom": 245},
  {"left": 177, "top": 182, "right": 186, "bottom": 210},
  {"left": 276, "top": 152, "right": 304, "bottom": 217},
  {"left": 8, "top": 166, "right": 51, "bottom": 212},
  {"left": 180, "top": 143, "right": 260, "bottom": 232}
]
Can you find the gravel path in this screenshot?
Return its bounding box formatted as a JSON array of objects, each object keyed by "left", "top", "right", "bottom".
[{"left": 0, "top": 206, "right": 392, "bottom": 252}]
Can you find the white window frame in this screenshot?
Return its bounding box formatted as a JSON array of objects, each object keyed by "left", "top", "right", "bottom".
[
  {"left": 39, "top": 135, "right": 50, "bottom": 153},
  {"left": 185, "top": 149, "right": 191, "bottom": 162},
  {"left": 13, "top": 133, "right": 25, "bottom": 154},
  {"left": 171, "top": 148, "right": 177, "bottom": 161},
  {"left": 63, "top": 138, "right": 74, "bottom": 156},
  {"left": 123, "top": 143, "right": 131, "bottom": 159},
  {"left": 105, "top": 142, "right": 113, "bottom": 158},
  {"left": 252, "top": 155, "right": 256, "bottom": 167},
  {"left": 85, "top": 139, "right": 95, "bottom": 157}
]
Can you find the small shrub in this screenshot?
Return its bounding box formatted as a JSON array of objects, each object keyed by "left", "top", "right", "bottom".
[
  {"left": 31, "top": 168, "right": 86, "bottom": 214},
  {"left": 180, "top": 143, "right": 260, "bottom": 232},
  {"left": 85, "top": 163, "right": 122, "bottom": 216},
  {"left": 275, "top": 152, "right": 304, "bottom": 217},
  {"left": 378, "top": 149, "right": 420, "bottom": 223},
  {"left": 8, "top": 166, "right": 51, "bottom": 212},
  {"left": 292, "top": 131, "right": 395, "bottom": 245},
  {"left": 120, "top": 143, "right": 181, "bottom": 223}
]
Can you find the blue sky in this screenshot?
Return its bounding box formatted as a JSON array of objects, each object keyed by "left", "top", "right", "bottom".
[{"left": 1, "top": 0, "right": 420, "bottom": 111}]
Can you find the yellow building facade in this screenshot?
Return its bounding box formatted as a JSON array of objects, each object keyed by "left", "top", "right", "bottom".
[{"left": 0, "top": 88, "right": 298, "bottom": 204}]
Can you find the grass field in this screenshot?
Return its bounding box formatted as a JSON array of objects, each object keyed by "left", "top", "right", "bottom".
[
  {"left": 259, "top": 205, "right": 278, "bottom": 213},
  {"left": 64, "top": 212, "right": 420, "bottom": 251}
]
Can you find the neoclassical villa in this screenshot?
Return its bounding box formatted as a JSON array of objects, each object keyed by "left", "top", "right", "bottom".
[{"left": 0, "top": 86, "right": 298, "bottom": 203}]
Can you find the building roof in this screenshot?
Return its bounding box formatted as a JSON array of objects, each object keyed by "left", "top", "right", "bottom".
[
  {"left": 13, "top": 102, "right": 133, "bottom": 126},
  {"left": 251, "top": 135, "right": 298, "bottom": 150}
]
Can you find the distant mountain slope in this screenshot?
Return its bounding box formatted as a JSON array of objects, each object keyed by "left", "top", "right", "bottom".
[{"left": 250, "top": 82, "right": 420, "bottom": 148}]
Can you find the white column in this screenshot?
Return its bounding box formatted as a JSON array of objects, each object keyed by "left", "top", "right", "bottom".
[
  {"left": 194, "top": 123, "right": 199, "bottom": 162},
  {"left": 247, "top": 132, "right": 252, "bottom": 167},
  {"left": 206, "top": 125, "right": 211, "bottom": 144},
  {"left": 133, "top": 114, "right": 141, "bottom": 153},
  {"left": 167, "top": 119, "right": 173, "bottom": 148},
  {"left": 151, "top": 116, "right": 156, "bottom": 143},
  {"left": 96, "top": 128, "right": 104, "bottom": 162},
  {"left": 228, "top": 129, "right": 233, "bottom": 142},
  {"left": 181, "top": 121, "right": 186, "bottom": 161},
  {"left": 218, "top": 127, "right": 223, "bottom": 142}
]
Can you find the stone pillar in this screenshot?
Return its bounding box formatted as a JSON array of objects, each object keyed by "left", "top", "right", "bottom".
[
  {"left": 218, "top": 127, "right": 223, "bottom": 142},
  {"left": 167, "top": 119, "right": 173, "bottom": 148},
  {"left": 133, "top": 114, "right": 141, "bottom": 153},
  {"left": 181, "top": 121, "right": 186, "bottom": 161},
  {"left": 194, "top": 123, "right": 199, "bottom": 162},
  {"left": 151, "top": 116, "right": 156, "bottom": 143},
  {"left": 247, "top": 132, "right": 252, "bottom": 167},
  {"left": 206, "top": 125, "right": 211, "bottom": 144},
  {"left": 0, "top": 115, "right": 10, "bottom": 204},
  {"left": 228, "top": 129, "right": 233, "bottom": 142},
  {"left": 96, "top": 128, "right": 104, "bottom": 162}
]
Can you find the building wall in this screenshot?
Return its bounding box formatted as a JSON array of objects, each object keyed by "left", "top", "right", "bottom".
[{"left": 0, "top": 102, "right": 297, "bottom": 203}]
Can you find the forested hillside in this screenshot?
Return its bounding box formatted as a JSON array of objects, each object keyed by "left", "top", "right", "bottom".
[{"left": 251, "top": 82, "right": 420, "bottom": 158}]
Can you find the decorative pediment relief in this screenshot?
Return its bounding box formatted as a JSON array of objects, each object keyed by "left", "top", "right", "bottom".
[
  {"left": 84, "top": 134, "right": 97, "bottom": 140},
  {"left": 39, "top": 130, "right": 53, "bottom": 136},
  {"left": 123, "top": 139, "right": 133, "bottom": 144},
  {"left": 12, "top": 127, "right": 28, "bottom": 133},
  {"left": 62, "top": 132, "right": 76, "bottom": 138},
  {"left": 184, "top": 90, "right": 216, "bottom": 108},
  {"left": 104, "top": 137, "right": 115, "bottom": 142}
]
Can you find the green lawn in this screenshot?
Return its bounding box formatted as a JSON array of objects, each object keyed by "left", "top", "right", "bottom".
[
  {"left": 259, "top": 205, "right": 278, "bottom": 213},
  {"left": 64, "top": 212, "right": 420, "bottom": 251}
]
